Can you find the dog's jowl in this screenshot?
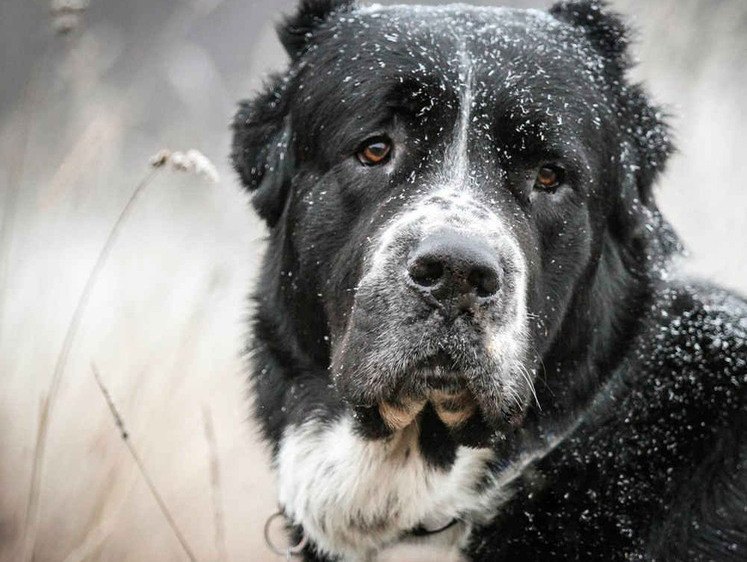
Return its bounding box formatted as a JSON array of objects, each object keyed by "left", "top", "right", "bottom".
[{"left": 232, "top": 1, "right": 747, "bottom": 560}]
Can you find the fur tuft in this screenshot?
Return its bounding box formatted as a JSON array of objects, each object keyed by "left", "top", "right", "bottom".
[
  {"left": 550, "top": 0, "right": 631, "bottom": 74},
  {"left": 278, "top": 0, "right": 356, "bottom": 59},
  {"left": 230, "top": 74, "right": 292, "bottom": 226}
]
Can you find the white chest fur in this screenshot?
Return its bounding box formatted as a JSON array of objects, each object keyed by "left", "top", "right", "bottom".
[{"left": 276, "top": 414, "right": 502, "bottom": 561}]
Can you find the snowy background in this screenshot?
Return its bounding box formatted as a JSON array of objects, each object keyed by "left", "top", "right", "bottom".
[{"left": 0, "top": 0, "right": 745, "bottom": 560}]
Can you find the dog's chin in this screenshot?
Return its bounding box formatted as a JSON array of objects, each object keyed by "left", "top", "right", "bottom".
[
  {"left": 341, "top": 356, "right": 530, "bottom": 447},
  {"left": 377, "top": 385, "right": 476, "bottom": 431},
  {"left": 332, "top": 315, "right": 534, "bottom": 445},
  {"left": 348, "top": 397, "right": 517, "bottom": 450}
]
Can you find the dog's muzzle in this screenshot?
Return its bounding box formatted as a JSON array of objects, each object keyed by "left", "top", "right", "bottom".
[{"left": 331, "top": 191, "right": 530, "bottom": 438}]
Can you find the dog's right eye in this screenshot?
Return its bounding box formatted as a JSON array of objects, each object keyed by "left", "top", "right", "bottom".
[
  {"left": 534, "top": 164, "right": 566, "bottom": 191},
  {"left": 357, "top": 139, "right": 392, "bottom": 166}
]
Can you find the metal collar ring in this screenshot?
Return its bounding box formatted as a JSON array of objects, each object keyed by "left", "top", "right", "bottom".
[{"left": 264, "top": 511, "right": 309, "bottom": 558}]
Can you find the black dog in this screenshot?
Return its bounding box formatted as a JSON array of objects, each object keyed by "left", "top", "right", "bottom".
[{"left": 232, "top": 1, "right": 747, "bottom": 559}]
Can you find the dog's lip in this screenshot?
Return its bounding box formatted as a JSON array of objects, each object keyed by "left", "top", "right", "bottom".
[
  {"left": 430, "top": 388, "right": 478, "bottom": 427},
  {"left": 378, "top": 386, "right": 478, "bottom": 431}
]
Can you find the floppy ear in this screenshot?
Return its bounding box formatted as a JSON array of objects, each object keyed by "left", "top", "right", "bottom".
[
  {"left": 550, "top": 1, "right": 677, "bottom": 257},
  {"left": 231, "top": 0, "right": 357, "bottom": 227},
  {"left": 550, "top": 0, "right": 630, "bottom": 75},
  {"left": 231, "top": 74, "right": 293, "bottom": 227},
  {"left": 550, "top": 0, "right": 673, "bottom": 209}
]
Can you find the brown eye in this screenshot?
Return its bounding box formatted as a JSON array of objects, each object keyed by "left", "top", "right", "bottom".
[
  {"left": 357, "top": 139, "right": 391, "bottom": 166},
  {"left": 535, "top": 165, "right": 565, "bottom": 191}
]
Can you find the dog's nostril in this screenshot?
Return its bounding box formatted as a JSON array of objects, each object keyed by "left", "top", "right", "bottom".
[
  {"left": 468, "top": 266, "right": 500, "bottom": 298},
  {"left": 408, "top": 258, "right": 444, "bottom": 288}
]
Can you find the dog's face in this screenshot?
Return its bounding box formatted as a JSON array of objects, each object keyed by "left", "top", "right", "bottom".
[{"left": 234, "top": 1, "right": 671, "bottom": 445}]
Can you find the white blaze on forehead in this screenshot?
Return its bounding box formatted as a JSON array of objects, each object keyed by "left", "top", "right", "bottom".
[{"left": 443, "top": 45, "right": 474, "bottom": 188}]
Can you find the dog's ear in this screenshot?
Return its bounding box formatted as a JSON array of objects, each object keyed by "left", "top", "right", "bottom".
[
  {"left": 231, "top": 74, "right": 293, "bottom": 227},
  {"left": 231, "top": 1, "right": 357, "bottom": 226},
  {"left": 279, "top": 0, "right": 356, "bottom": 60},
  {"left": 616, "top": 84, "right": 673, "bottom": 209},
  {"left": 550, "top": 1, "right": 673, "bottom": 209},
  {"left": 549, "top": 1, "right": 630, "bottom": 75}
]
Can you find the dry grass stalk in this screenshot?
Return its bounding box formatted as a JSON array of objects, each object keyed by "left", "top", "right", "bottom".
[
  {"left": 21, "top": 394, "right": 50, "bottom": 560},
  {"left": 91, "top": 364, "right": 199, "bottom": 562},
  {"left": 202, "top": 406, "right": 228, "bottom": 562},
  {"left": 22, "top": 165, "right": 162, "bottom": 562},
  {"left": 152, "top": 149, "right": 221, "bottom": 184},
  {"left": 23, "top": 147, "right": 219, "bottom": 560}
]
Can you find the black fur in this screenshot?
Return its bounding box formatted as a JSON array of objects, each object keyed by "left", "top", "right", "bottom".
[
  {"left": 232, "top": 1, "right": 747, "bottom": 559},
  {"left": 278, "top": 0, "right": 356, "bottom": 59}
]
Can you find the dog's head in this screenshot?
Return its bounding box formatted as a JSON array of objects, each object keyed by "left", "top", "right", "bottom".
[{"left": 233, "top": 0, "right": 675, "bottom": 444}]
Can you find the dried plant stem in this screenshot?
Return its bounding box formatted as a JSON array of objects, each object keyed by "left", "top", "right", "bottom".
[
  {"left": 202, "top": 406, "right": 228, "bottom": 562},
  {"left": 22, "top": 167, "right": 161, "bottom": 562},
  {"left": 92, "top": 364, "right": 198, "bottom": 562}
]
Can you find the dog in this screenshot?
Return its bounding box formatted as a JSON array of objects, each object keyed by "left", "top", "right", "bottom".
[{"left": 231, "top": 1, "right": 747, "bottom": 560}]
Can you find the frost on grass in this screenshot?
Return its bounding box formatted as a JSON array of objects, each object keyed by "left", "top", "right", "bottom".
[{"left": 150, "top": 149, "right": 220, "bottom": 184}]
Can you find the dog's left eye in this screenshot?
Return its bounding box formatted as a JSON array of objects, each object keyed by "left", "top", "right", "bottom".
[
  {"left": 534, "top": 164, "right": 566, "bottom": 191},
  {"left": 357, "top": 139, "right": 392, "bottom": 166}
]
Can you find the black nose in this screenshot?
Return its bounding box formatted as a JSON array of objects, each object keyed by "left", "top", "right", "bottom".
[{"left": 407, "top": 230, "right": 501, "bottom": 309}]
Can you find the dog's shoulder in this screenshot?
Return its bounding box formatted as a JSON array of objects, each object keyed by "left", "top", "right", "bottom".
[
  {"left": 638, "top": 280, "right": 747, "bottom": 392},
  {"left": 641, "top": 281, "right": 747, "bottom": 559}
]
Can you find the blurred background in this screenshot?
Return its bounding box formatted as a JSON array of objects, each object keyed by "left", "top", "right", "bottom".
[{"left": 0, "top": 0, "right": 745, "bottom": 560}]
